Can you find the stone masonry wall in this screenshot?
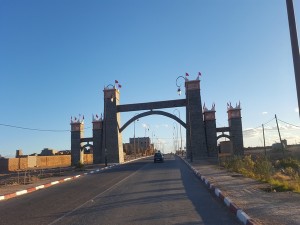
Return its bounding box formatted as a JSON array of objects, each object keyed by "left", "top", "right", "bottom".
[{"left": 0, "top": 154, "right": 93, "bottom": 172}]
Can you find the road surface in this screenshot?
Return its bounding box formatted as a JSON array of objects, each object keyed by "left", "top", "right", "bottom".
[{"left": 0, "top": 155, "right": 240, "bottom": 225}]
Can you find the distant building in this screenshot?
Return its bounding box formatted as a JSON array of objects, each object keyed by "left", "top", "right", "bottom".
[
  {"left": 272, "top": 139, "right": 287, "bottom": 150},
  {"left": 57, "top": 150, "right": 71, "bottom": 155},
  {"left": 124, "top": 137, "right": 154, "bottom": 155},
  {"left": 129, "top": 137, "right": 151, "bottom": 153},
  {"left": 15, "top": 149, "right": 23, "bottom": 158},
  {"left": 40, "top": 148, "right": 58, "bottom": 156}
]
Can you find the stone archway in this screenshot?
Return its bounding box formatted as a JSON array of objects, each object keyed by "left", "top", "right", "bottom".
[
  {"left": 119, "top": 110, "right": 186, "bottom": 133},
  {"left": 71, "top": 78, "right": 244, "bottom": 164},
  {"left": 102, "top": 78, "right": 208, "bottom": 163}
]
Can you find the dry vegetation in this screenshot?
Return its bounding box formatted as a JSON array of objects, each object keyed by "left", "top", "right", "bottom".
[{"left": 220, "top": 146, "right": 300, "bottom": 193}]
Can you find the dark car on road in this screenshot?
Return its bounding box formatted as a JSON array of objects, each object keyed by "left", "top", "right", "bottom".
[{"left": 154, "top": 152, "right": 164, "bottom": 163}]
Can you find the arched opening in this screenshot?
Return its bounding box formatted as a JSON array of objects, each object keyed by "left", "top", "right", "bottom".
[
  {"left": 119, "top": 110, "right": 186, "bottom": 133},
  {"left": 217, "top": 134, "right": 232, "bottom": 154},
  {"left": 120, "top": 110, "right": 187, "bottom": 157}
]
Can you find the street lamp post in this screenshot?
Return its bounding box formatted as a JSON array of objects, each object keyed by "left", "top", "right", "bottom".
[
  {"left": 176, "top": 75, "right": 192, "bottom": 162},
  {"left": 133, "top": 114, "right": 139, "bottom": 159},
  {"left": 173, "top": 109, "right": 183, "bottom": 155},
  {"left": 152, "top": 131, "right": 155, "bottom": 154},
  {"left": 173, "top": 122, "right": 178, "bottom": 154}
]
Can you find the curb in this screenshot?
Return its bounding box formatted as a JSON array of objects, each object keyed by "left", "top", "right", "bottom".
[
  {"left": 0, "top": 156, "right": 150, "bottom": 202},
  {"left": 0, "top": 164, "right": 116, "bottom": 202},
  {"left": 180, "top": 157, "right": 257, "bottom": 225}
]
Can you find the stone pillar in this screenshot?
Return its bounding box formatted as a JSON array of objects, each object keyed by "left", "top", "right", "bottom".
[
  {"left": 185, "top": 79, "right": 207, "bottom": 160},
  {"left": 70, "top": 120, "right": 84, "bottom": 166},
  {"left": 103, "top": 87, "right": 124, "bottom": 163},
  {"left": 203, "top": 104, "right": 217, "bottom": 157},
  {"left": 227, "top": 102, "right": 244, "bottom": 155},
  {"left": 93, "top": 118, "right": 103, "bottom": 164}
]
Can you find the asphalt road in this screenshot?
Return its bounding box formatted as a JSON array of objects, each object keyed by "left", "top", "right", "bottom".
[{"left": 0, "top": 155, "right": 240, "bottom": 225}]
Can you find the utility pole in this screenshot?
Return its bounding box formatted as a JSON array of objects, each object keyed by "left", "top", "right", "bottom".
[
  {"left": 286, "top": 0, "right": 300, "bottom": 117},
  {"left": 262, "top": 124, "right": 266, "bottom": 156},
  {"left": 275, "top": 114, "right": 285, "bottom": 156}
]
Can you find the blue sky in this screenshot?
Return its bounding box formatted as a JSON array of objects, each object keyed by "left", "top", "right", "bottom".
[{"left": 0, "top": 0, "right": 300, "bottom": 157}]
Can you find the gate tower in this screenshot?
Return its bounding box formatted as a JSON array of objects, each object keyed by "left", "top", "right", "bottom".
[
  {"left": 70, "top": 119, "right": 84, "bottom": 165},
  {"left": 227, "top": 103, "right": 244, "bottom": 155},
  {"left": 203, "top": 104, "right": 218, "bottom": 157},
  {"left": 185, "top": 79, "right": 208, "bottom": 159},
  {"left": 103, "top": 87, "right": 124, "bottom": 163}
]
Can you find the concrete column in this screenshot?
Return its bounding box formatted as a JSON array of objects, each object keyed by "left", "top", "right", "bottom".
[
  {"left": 203, "top": 104, "right": 217, "bottom": 157},
  {"left": 93, "top": 119, "right": 103, "bottom": 164},
  {"left": 103, "top": 87, "right": 124, "bottom": 163},
  {"left": 71, "top": 121, "right": 84, "bottom": 166},
  {"left": 185, "top": 79, "right": 207, "bottom": 160},
  {"left": 227, "top": 103, "right": 244, "bottom": 155}
]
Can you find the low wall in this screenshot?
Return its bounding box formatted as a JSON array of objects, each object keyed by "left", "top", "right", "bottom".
[
  {"left": 37, "top": 155, "right": 71, "bottom": 168},
  {"left": 0, "top": 158, "right": 28, "bottom": 172},
  {"left": 0, "top": 154, "right": 94, "bottom": 172},
  {"left": 84, "top": 154, "right": 93, "bottom": 164}
]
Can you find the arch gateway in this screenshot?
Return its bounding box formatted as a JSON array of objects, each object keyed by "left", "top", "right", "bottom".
[{"left": 70, "top": 78, "right": 244, "bottom": 165}]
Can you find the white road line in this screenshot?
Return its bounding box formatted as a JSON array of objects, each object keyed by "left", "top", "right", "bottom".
[{"left": 48, "top": 163, "right": 148, "bottom": 225}]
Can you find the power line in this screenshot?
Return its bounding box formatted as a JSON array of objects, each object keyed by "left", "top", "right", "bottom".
[
  {"left": 243, "top": 117, "right": 275, "bottom": 132},
  {"left": 0, "top": 123, "right": 69, "bottom": 132},
  {"left": 0, "top": 123, "right": 91, "bottom": 132},
  {"left": 263, "top": 117, "right": 275, "bottom": 126},
  {"left": 277, "top": 118, "right": 300, "bottom": 128}
]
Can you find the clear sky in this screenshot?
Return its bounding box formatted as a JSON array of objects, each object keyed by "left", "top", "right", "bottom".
[{"left": 1, "top": 0, "right": 300, "bottom": 157}]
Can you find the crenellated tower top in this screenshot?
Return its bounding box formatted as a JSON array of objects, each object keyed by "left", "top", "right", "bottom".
[
  {"left": 203, "top": 103, "right": 216, "bottom": 121},
  {"left": 227, "top": 102, "right": 242, "bottom": 119}
]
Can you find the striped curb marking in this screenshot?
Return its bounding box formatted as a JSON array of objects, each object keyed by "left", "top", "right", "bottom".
[
  {"left": 0, "top": 156, "right": 151, "bottom": 202},
  {"left": 180, "top": 157, "right": 257, "bottom": 225},
  {"left": 0, "top": 164, "right": 119, "bottom": 202}
]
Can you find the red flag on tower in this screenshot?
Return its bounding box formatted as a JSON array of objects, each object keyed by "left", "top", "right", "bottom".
[
  {"left": 198, "top": 72, "right": 201, "bottom": 76},
  {"left": 118, "top": 84, "right": 122, "bottom": 88},
  {"left": 115, "top": 80, "right": 119, "bottom": 83},
  {"left": 185, "top": 73, "right": 189, "bottom": 77}
]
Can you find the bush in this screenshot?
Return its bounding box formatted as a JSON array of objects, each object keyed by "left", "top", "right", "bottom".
[
  {"left": 243, "top": 155, "right": 255, "bottom": 171},
  {"left": 253, "top": 156, "right": 274, "bottom": 181},
  {"left": 221, "top": 155, "right": 300, "bottom": 192},
  {"left": 221, "top": 156, "right": 242, "bottom": 172},
  {"left": 278, "top": 157, "right": 300, "bottom": 170}
]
